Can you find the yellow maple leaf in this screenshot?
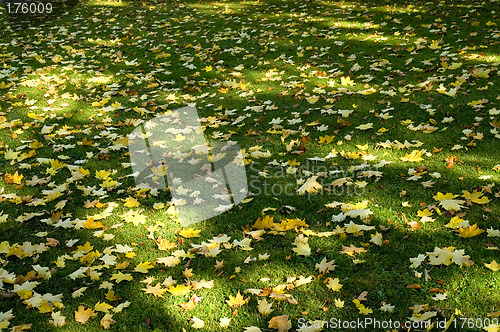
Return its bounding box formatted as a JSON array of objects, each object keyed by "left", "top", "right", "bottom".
[
  {"left": 122, "top": 211, "right": 147, "bottom": 225},
  {"left": 75, "top": 241, "right": 93, "bottom": 253},
  {"left": 100, "top": 179, "right": 117, "bottom": 189},
  {"left": 74, "top": 306, "right": 96, "bottom": 324},
  {"left": 190, "top": 279, "right": 215, "bottom": 290},
  {"left": 110, "top": 272, "right": 133, "bottom": 283},
  {"left": 105, "top": 290, "right": 121, "bottom": 302},
  {"left": 143, "top": 284, "right": 167, "bottom": 298},
  {"left": 331, "top": 177, "right": 351, "bottom": 187},
  {"left": 191, "top": 316, "right": 205, "bottom": 329},
  {"left": 369, "top": 232, "right": 383, "bottom": 246},
  {"left": 462, "top": 189, "right": 482, "bottom": 200},
  {"left": 484, "top": 261, "right": 500, "bottom": 272},
  {"left": 219, "top": 317, "right": 231, "bottom": 328},
  {"left": 115, "top": 261, "right": 130, "bottom": 270},
  {"left": 279, "top": 218, "right": 308, "bottom": 230},
  {"left": 156, "top": 256, "right": 181, "bottom": 267},
  {"left": 315, "top": 257, "right": 336, "bottom": 274},
  {"left": 258, "top": 299, "right": 274, "bottom": 315},
  {"left": 356, "top": 123, "right": 373, "bottom": 130},
  {"left": 417, "top": 209, "right": 433, "bottom": 217},
  {"left": 341, "top": 244, "right": 367, "bottom": 256},
  {"left": 0, "top": 241, "right": 9, "bottom": 254},
  {"left": 134, "top": 261, "right": 154, "bottom": 273},
  {"left": 334, "top": 298, "right": 344, "bottom": 308},
  {"left": 326, "top": 278, "right": 343, "bottom": 292},
  {"left": 226, "top": 291, "right": 249, "bottom": 308},
  {"left": 0, "top": 211, "right": 8, "bottom": 224},
  {"left": 100, "top": 313, "right": 116, "bottom": 330},
  {"left": 72, "top": 287, "right": 87, "bottom": 298},
  {"left": 123, "top": 197, "right": 140, "bottom": 208},
  {"left": 156, "top": 238, "right": 176, "bottom": 251},
  {"left": 179, "top": 228, "right": 201, "bottom": 238},
  {"left": 353, "top": 299, "right": 373, "bottom": 314},
  {"left": 183, "top": 268, "right": 194, "bottom": 278},
  {"left": 472, "top": 196, "right": 490, "bottom": 204},
  {"left": 95, "top": 170, "right": 111, "bottom": 180},
  {"left": 82, "top": 218, "right": 104, "bottom": 230},
  {"left": 94, "top": 302, "right": 113, "bottom": 313},
  {"left": 433, "top": 192, "right": 458, "bottom": 201},
  {"left": 4, "top": 171, "right": 23, "bottom": 184},
  {"left": 401, "top": 150, "right": 425, "bottom": 162},
  {"left": 440, "top": 198, "right": 465, "bottom": 211},
  {"left": 306, "top": 95, "right": 319, "bottom": 104},
  {"left": 297, "top": 176, "right": 322, "bottom": 195},
  {"left": 49, "top": 159, "right": 66, "bottom": 170},
  {"left": 427, "top": 247, "right": 454, "bottom": 266},
  {"left": 444, "top": 216, "right": 467, "bottom": 229},
  {"left": 292, "top": 241, "right": 311, "bottom": 256},
  {"left": 168, "top": 284, "right": 191, "bottom": 296},
  {"left": 252, "top": 215, "right": 274, "bottom": 229},
  {"left": 52, "top": 55, "right": 63, "bottom": 63},
  {"left": 357, "top": 304, "right": 373, "bottom": 314},
  {"left": 340, "top": 76, "right": 354, "bottom": 86},
  {"left": 49, "top": 311, "right": 66, "bottom": 327},
  {"left": 462, "top": 190, "right": 490, "bottom": 204},
  {"left": 458, "top": 224, "right": 485, "bottom": 238},
  {"left": 180, "top": 294, "right": 202, "bottom": 311},
  {"left": 319, "top": 135, "right": 335, "bottom": 144}
]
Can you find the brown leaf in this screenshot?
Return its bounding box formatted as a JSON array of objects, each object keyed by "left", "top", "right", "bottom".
[
  {"left": 15, "top": 271, "right": 39, "bottom": 284},
  {"left": 50, "top": 211, "right": 63, "bottom": 223},
  {"left": 429, "top": 288, "right": 444, "bottom": 293},
  {"left": 46, "top": 238, "right": 59, "bottom": 247},
  {"left": 406, "top": 284, "right": 422, "bottom": 290},
  {"left": 357, "top": 291, "right": 368, "bottom": 301},
  {"left": 0, "top": 291, "right": 16, "bottom": 298},
  {"left": 10, "top": 324, "right": 32, "bottom": 332},
  {"left": 268, "top": 315, "right": 290, "bottom": 332}
]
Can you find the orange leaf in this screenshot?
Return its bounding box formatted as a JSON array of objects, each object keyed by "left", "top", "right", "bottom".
[{"left": 180, "top": 294, "right": 202, "bottom": 311}]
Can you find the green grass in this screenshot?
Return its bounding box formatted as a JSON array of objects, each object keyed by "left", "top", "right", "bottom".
[{"left": 0, "top": 0, "right": 499, "bottom": 331}]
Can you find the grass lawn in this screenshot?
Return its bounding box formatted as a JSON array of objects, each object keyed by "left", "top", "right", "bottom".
[{"left": 0, "top": 0, "right": 499, "bottom": 330}]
